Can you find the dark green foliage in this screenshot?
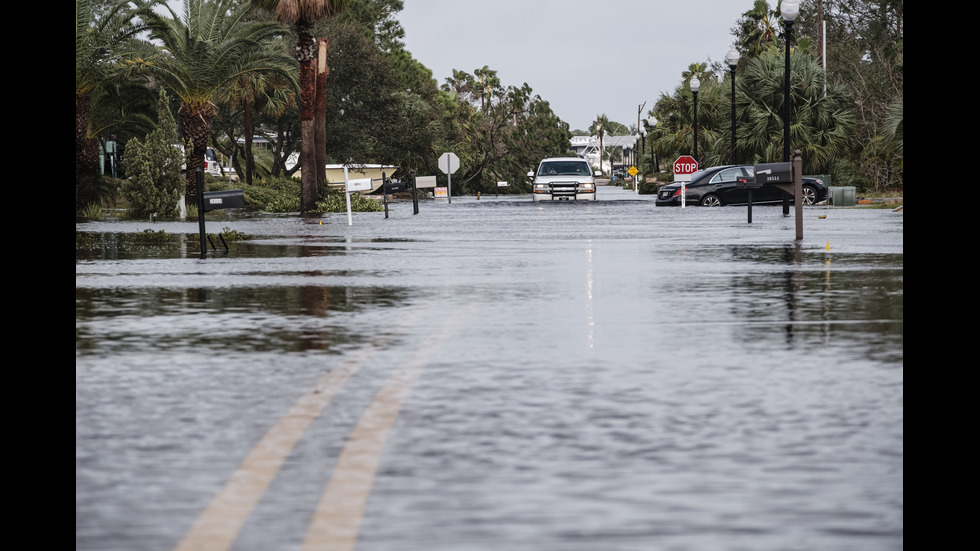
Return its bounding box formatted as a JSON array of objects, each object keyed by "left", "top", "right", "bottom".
[{"left": 121, "top": 90, "right": 184, "bottom": 217}]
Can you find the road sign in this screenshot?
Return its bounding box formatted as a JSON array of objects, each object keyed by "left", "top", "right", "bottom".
[
  {"left": 627, "top": 166, "right": 639, "bottom": 177},
  {"left": 438, "top": 152, "right": 459, "bottom": 203},
  {"left": 673, "top": 155, "right": 698, "bottom": 176},
  {"left": 673, "top": 155, "right": 698, "bottom": 207},
  {"left": 438, "top": 152, "right": 460, "bottom": 174}
]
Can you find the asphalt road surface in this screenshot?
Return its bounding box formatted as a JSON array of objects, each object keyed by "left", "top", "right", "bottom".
[{"left": 77, "top": 187, "right": 903, "bottom": 550}]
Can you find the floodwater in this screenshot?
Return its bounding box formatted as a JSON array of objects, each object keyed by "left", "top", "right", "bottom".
[{"left": 76, "top": 186, "right": 903, "bottom": 551}]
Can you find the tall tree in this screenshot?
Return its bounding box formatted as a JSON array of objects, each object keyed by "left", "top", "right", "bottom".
[
  {"left": 589, "top": 114, "right": 609, "bottom": 172},
  {"left": 140, "top": 0, "right": 292, "bottom": 200},
  {"left": 735, "top": 0, "right": 783, "bottom": 58},
  {"left": 251, "top": 0, "right": 350, "bottom": 212},
  {"left": 75, "top": 0, "right": 149, "bottom": 208},
  {"left": 649, "top": 67, "right": 727, "bottom": 170},
  {"left": 437, "top": 67, "right": 569, "bottom": 193},
  {"left": 820, "top": 0, "right": 903, "bottom": 189},
  {"left": 121, "top": 88, "right": 185, "bottom": 217},
  {"left": 319, "top": 20, "right": 436, "bottom": 170},
  {"left": 736, "top": 47, "right": 854, "bottom": 173}
]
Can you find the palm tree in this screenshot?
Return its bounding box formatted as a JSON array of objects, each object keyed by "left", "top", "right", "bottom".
[
  {"left": 589, "top": 114, "right": 609, "bottom": 172},
  {"left": 737, "top": 47, "right": 854, "bottom": 173},
  {"left": 221, "top": 40, "right": 298, "bottom": 186},
  {"left": 251, "top": 0, "right": 351, "bottom": 212},
  {"left": 738, "top": 0, "right": 782, "bottom": 58},
  {"left": 76, "top": 0, "right": 150, "bottom": 208},
  {"left": 650, "top": 69, "right": 727, "bottom": 169},
  {"left": 141, "top": 0, "right": 292, "bottom": 200}
]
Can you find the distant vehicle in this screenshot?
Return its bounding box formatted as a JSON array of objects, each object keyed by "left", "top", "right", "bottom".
[
  {"left": 529, "top": 157, "right": 598, "bottom": 201},
  {"left": 203, "top": 147, "right": 221, "bottom": 176},
  {"left": 655, "top": 165, "right": 827, "bottom": 207},
  {"left": 176, "top": 145, "right": 222, "bottom": 177}
]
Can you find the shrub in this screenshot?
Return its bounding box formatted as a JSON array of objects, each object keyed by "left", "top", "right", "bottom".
[
  {"left": 121, "top": 90, "right": 184, "bottom": 218},
  {"left": 315, "top": 192, "right": 383, "bottom": 213}
]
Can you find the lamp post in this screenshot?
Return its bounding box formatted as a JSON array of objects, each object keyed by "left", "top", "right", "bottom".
[
  {"left": 781, "top": 0, "right": 799, "bottom": 216},
  {"left": 691, "top": 75, "right": 700, "bottom": 162},
  {"left": 726, "top": 47, "right": 740, "bottom": 165},
  {"left": 637, "top": 126, "right": 646, "bottom": 193},
  {"left": 647, "top": 116, "right": 657, "bottom": 174},
  {"left": 781, "top": 0, "right": 799, "bottom": 163}
]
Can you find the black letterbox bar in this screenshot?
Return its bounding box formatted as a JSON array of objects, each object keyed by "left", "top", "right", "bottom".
[
  {"left": 202, "top": 190, "right": 245, "bottom": 212},
  {"left": 753, "top": 162, "right": 792, "bottom": 184}
]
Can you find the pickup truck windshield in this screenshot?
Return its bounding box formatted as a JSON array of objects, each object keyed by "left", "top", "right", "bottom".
[{"left": 538, "top": 161, "right": 590, "bottom": 176}]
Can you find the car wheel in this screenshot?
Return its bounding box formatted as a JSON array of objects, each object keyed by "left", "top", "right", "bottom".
[
  {"left": 700, "top": 194, "right": 723, "bottom": 207},
  {"left": 801, "top": 185, "right": 817, "bottom": 205}
]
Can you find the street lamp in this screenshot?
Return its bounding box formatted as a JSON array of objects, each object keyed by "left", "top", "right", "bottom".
[
  {"left": 647, "top": 116, "right": 658, "bottom": 173},
  {"left": 690, "top": 75, "right": 700, "bottom": 162},
  {"left": 637, "top": 125, "right": 646, "bottom": 192},
  {"left": 726, "top": 47, "right": 740, "bottom": 165},
  {"left": 781, "top": 0, "right": 799, "bottom": 163}
]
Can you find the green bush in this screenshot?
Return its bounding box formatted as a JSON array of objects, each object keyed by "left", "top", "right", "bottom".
[
  {"left": 121, "top": 90, "right": 184, "bottom": 218},
  {"left": 241, "top": 176, "right": 302, "bottom": 210},
  {"left": 235, "top": 177, "right": 382, "bottom": 213},
  {"left": 315, "top": 192, "right": 383, "bottom": 213}
]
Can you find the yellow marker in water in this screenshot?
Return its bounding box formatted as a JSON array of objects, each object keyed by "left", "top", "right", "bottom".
[{"left": 826, "top": 241, "right": 831, "bottom": 251}]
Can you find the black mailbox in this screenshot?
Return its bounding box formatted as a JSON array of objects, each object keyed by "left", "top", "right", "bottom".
[
  {"left": 736, "top": 175, "right": 759, "bottom": 188},
  {"left": 202, "top": 189, "right": 245, "bottom": 212},
  {"left": 753, "top": 162, "right": 793, "bottom": 184}
]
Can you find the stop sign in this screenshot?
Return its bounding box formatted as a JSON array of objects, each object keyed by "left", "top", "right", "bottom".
[{"left": 673, "top": 155, "right": 698, "bottom": 175}]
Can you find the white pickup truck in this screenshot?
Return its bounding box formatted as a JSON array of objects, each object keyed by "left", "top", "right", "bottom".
[{"left": 529, "top": 157, "right": 598, "bottom": 201}]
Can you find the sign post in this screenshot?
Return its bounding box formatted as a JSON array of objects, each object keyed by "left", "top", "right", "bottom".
[
  {"left": 343, "top": 166, "right": 374, "bottom": 226},
  {"left": 673, "top": 155, "right": 698, "bottom": 208},
  {"left": 438, "top": 152, "right": 460, "bottom": 204}
]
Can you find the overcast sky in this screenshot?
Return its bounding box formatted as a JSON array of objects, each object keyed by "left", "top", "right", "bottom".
[{"left": 398, "top": 0, "right": 751, "bottom": 133}]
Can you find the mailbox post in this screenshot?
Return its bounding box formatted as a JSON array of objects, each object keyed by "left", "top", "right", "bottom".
[
  {"left": 753, "top": 152, "right": 804, "bottom": 239},
  {"left": 195, "top": 168, "right": 246, "bottom": 258}
]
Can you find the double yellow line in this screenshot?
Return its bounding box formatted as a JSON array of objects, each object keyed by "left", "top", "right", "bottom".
[{"left": 175, "top": 296, "right": 477, "bottom": 551}]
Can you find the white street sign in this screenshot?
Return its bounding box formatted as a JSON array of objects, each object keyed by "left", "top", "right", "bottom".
[
  {"left": 438, "top": 152, "right": 459, "bottom": 203},
  {"left": 438, "top": 152, "right": 460, "bottom": 174}
]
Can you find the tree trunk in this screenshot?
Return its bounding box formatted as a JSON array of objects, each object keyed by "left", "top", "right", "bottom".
[
  {"left": 179, "top": 103, "right": 216, "bottom": 201},
  {"left": 315, "top": 37, "right": 329, "bottom": 191},
  {"left": 243, "top": 97, "right": 254, "bottom": 187},
  {"left": 297, "top": 21, "right": 318, "bottom": 212},
  {"left": 76, "top": 92, "right": 101, "bottom": 209}
]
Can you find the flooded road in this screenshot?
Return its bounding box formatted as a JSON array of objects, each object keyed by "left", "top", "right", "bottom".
[{"left": 76, "top": 186, "right": 903, "bottom": 550}]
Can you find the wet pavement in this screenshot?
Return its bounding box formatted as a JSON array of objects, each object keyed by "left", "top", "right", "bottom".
[{"left": 76, "top": 186, "right": 903, "bottom": 550}]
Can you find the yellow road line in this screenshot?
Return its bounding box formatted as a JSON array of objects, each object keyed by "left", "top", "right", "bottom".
[
  {"left": 173, "top": 348, "right": 374, "bottom": 551},
  {"left": 301, "top": 299, "right": 478, "bottom": 551}
]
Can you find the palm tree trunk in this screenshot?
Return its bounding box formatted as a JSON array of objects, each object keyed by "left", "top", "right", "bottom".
[
  {"left": 314, "top": 38, "right": 327, "bottom": 190},
  {"left": 179, "top": 104, "right": 216, "bottom": 201},
  {"left": 243, "top": 97, "right": 254, "bottom": 187},
  {"left": 297, "top": 21, "right": 318, "bottom": 212},
  {"left": 76, "top": 92, "right": 100, "bottom": 208},
  {"left": 315, "top": 37, "right": 329, "bottom": 191}
]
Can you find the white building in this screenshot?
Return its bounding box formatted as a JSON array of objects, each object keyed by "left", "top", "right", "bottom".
[{"left": 569, "top": 135, "right": 640, "bottom": 174}]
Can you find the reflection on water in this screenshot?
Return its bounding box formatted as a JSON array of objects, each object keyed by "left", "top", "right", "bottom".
[
  {"left": 76, "top": 285, "right": 412, "bottom": 354},
  {"left": 76, "top": 192, "right": 902, "bottom": 551}
]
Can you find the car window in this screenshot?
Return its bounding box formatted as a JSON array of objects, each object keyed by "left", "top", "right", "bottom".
[
  {"left": 539, "top": 162, "right": 589, "bottom": 176},
  {"left": 710, "top": 167, "right": 745, "bottom": 184}
]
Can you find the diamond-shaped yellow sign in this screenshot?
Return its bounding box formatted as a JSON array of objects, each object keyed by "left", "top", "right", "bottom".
[{"left": 627, "top": 166, "right": 639, "bottom": 176}]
